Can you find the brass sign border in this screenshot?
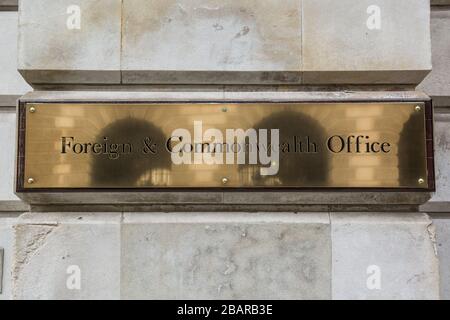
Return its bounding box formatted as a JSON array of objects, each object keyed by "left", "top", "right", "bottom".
[{"left": 15, "top": 99, "right": 435, "bottom": 193}]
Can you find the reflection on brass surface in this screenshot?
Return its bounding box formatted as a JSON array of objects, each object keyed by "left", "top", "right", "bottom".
[{"left": 21, "top": 102, "right": 428, "bottom": 189}]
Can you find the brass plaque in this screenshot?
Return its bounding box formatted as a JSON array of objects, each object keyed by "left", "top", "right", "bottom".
[{"left": 18, "top": 102, "right": 431, "bottom": 190}]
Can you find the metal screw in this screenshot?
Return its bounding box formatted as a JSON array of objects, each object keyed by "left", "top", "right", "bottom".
[
  {"left": 27, "top": 177, "right": 35, "bottom": 184},
  {"left": 415, "top": 106, "right": 421, "bottom": 112},
  {"left": 29, "top": 106, "right": 36, "bottom": 113},
  {"left": 418, "top": 178, "right": 425, "bottom": 184},
  {"left": 221, "top": 107, "right": 227, "bottom": 113},
  {"left": 222, "top": 177, "right": 229, "bottom": 185}
]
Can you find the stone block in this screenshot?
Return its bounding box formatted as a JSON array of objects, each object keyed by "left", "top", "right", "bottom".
[
  {"left": 431, "top": 216, "right": 450, "bottom": 299},
  {"left": 431, "top": 0, "right": 450, "bottom": 5},
  {"left": 121, "top": 212, "right": 331, "bottom": 299},
  {"left": 418, "top": 7, "right": 450, "bottom": 107},
  {"left": 17, "top": 0, "right": 121, "bottom": 84},
  {"left": 0, "top": 111, "right": 21, "bottom": 204},
  {"left": 0, "top": 0, "right": 18, "bottom": 11},
  {"left": 0, "top": 11, "right": 31, "bottom": 105},
  {"left": 13, "top": 0, "right": 436, "bottom": 85},
  {"left": 433, "top": 114, "right": 450, "bottom": 202},
  {"left": 331, "top": 212, "right": 440, "bottom": 299},
  {"left": 0, "top": 217, "right": 18, "bottom": 300},
  {"left": 121, "top": 0, "right": 302, "bottom": 84},
  {"left": 302, "top": 0, "right": 432, "bottom": 84},
  {"left": 12, "top": 212, "right": 121, "bottom": 299},
  {"left": 421, "top": 113, "right": 450, "bottom": 212},
  {"left": 223, "top": 192, "right": 431, "bottom": 206}
]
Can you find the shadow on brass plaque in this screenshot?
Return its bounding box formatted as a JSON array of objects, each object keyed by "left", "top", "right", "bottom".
[{"left": 20, "top": 102, "right": 429, "bottom": 189}]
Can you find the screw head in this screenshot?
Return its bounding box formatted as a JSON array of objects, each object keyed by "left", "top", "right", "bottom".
[
  {"left": 222, "top": 177, "right": 228, "bottom": 185},
  {"left": 29, "top": 106, "right": 36, "bottom": 113},
  {"left": 418, "top": 178, "right": 425, "bottom": 184},
  {"left": 415, "top": 106, "right": 421, "bottom": 112},
  {"left": 27, "top": 177, "right": 35, "bottom": 184}
]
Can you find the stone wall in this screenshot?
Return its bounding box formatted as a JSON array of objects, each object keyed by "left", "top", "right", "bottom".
[
  {"left": 16, "top": 0, "right": 432, "bottom": 85},
  {"left": 1, "top": 0, "right": 450, "bottom": 300},
  {"left": 4, "top": 212, "right": 439, "bottom": 300}
]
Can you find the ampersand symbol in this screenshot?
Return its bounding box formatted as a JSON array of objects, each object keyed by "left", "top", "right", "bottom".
[{"left": 143, "top": 137, "right": 157, "bottom": 154}]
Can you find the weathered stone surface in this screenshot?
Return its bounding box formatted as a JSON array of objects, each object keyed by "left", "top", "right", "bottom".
[
  {"left": 0, "top": 0, "right": 17, "bottom": 5},
  {"left": 431, "top": 216, "right": 450, "bottom": 300},
  {"left": 302, "top": 0, "right": 432, "bottom": 84},
  {"left": 0, "top": 0, "right": 18, "bottom": 10},
  {"left": 0, "top": 111, "right": 21, "bottom": 204},
  {"left": 18, "top": 0, "right": 121, "bottom": 84},
  {"left": 0, "top": 216, "right": 18, "bottom": 300},
  {"left": 222, "top": 89, "right": 431, "bottom": 102},
  {"left": 121, "top": 212, "right": 331, "bottom": 299},
  {"left": 18, "top": 191, "right": 432, "bottom": 207},
  {"left": 7, "top": 211, "right": 446, "bottom": 299},
  {"left": 421, "top": 113, "right": 450, "bottom": 212},
  {"left": 433, "top": 114, "right": 450, "bottom": 201},
  {"left": 0, "top": 11, "right": 31, "bottom": 105},
  {"left": 121, "top": 0, "right": 302, "bottom": 84},
  {"left": 418, "top": 7, "right": 450, "bottom": 107},
  {"left": 432, "top": 0, "right": 450, "bottom": 5},
  {"left": 18, "top": 192, "right": 224, "bottom": 206},
  {"left": 331, "top": 212, "right": 439, "bottom": 299},
  {"left": 13, "top": 0, "right": 436, "bottom": 85},
  {"left": 12, "top": 212, "right": 121, "bottom": 299},
  {"left": 224, "top": 192, "right": 430, "bottom": 205},
  {"left": 0, "top": 109, "right": 28, "bottom": 211},
  {"left": 19, "top": 89, "right": 431, "bottom": 104}
]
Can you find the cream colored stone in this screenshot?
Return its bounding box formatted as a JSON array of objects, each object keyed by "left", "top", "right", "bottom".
[
  {"left": 302, "top": 0, "right": 432, "bottom": 84},
  {"left": 431, "top": 216, "right": 450, "bottom": 299},
  {"left": 121, "top": 0, "right": 302, "bottom": 84},
  {"left": 418, "top": 7, "right": 450, "bottom": 106},
  {"left": 331, "top": 212, "right": 440, "bottom": 299},
  {"left": 0, "top": 217, "right": 18, "bottom": 300},
  {"left": 12, "top": 212, "right": 121, "bottom": 299},
  {"left": 0, "top": 11, "right": 31, "bottom": 104},
  {"left": 423, "top": 114, "right": 450, "bottom": 208},
  {"left": 0, "top": 111, "right": 20, "bottom": 203},
  {"left": 18, "top": 0, "right": 121, "bottom": 84},
  {"left": 121, "top": 212, "right": 331, "bottom": 299},
  {"left": 431, "top": 0, "right": 450, "bottom": 5}
]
